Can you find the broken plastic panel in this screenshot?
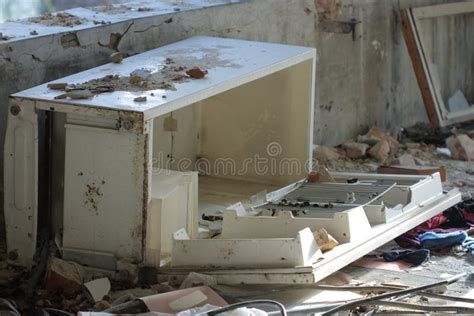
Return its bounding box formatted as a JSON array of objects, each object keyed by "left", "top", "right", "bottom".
[
  {"left": 167, "top": 171, "right": 450, "bottom": 271},
  {"left": 162, "top": 172, "right": 460, "bottom": 283},
  {"left": 171, "top": 227, "right": 322, "bottom": 268},
  {"left": 256, "top": 172, "right": 445, "bottom": 226}
]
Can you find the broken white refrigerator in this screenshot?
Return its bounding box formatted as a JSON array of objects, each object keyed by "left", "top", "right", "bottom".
[{"left": 4, "top": 36, "right": 460, "bottom": 284}]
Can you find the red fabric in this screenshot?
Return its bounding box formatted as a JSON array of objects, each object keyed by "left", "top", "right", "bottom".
[
  {"left": 417, "top": 213, "right": 447, "bottom": 230},
  {"left": 463, "top": 209, "right": 474, "bottom": 223}
]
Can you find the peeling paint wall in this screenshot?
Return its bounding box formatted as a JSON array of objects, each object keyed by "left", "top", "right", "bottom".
[{"left": 0, "top": 0, "right": 472, "bottom": 223}]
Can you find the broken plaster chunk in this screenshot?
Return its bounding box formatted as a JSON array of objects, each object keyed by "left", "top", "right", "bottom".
[
  {"left": 313, "top": 145, "right": 341, "bottom": 162},
  {"left": 308, "top": 167, "right": 335, "bottom": 183},
  {"left": 360, "top": 127, "right": 399, "bottom": 155},
  {"left": 314, "top": 228, "right": 339, "bottom": 252},
  {"left": 66, "top": 89, "right": 93, "bottom": 99},
  {"left": 368, "top": 139, "right": 390, "bottom": 163},
  {"left": 392, "top": 153, "right": 416, "bottom": 166},
  {"left": 84, "top": 277, "right": 111, "bottom": 303},
  {"left": 110, "top": 52, "right": 123, "bottom": 63},
  {"left": 179, "top": 272, "right": 217, "bottom": 289},
  {"left": 446, "top": 134, "right": 474, "bottom": 161},
  {"left": 343, "top": 142, "right": 369, "bottom": 159},
  {"left": 48, "top": 82, "right": 68, "bottom": 90},
  {"left": 45, "top": 257, "right": 85, "bottom": 296},
  {"left": 133, "top": 96, "right": 147, "bottom": 102},
  {"left": 414, "top": 157, "right": 428, "bottom": 166},
  {"left": 186, "top": 67, "right": 207, "bottom": 79}
]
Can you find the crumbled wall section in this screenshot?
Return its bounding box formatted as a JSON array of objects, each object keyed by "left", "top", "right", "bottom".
[
  {"left": 315, "top": 0, "right": 342, "bottom": 21},
  {"left": 0, "top": 0, "right": 469, "bottom": 228},
  {"left": 60, "top": 32, "right": 81, "bottom": 48}
]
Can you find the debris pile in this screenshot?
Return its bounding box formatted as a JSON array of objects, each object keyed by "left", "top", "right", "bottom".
[
  {"left": 48, "top": 60, "right": 208, "bottom": 100},
  {"left": 359, "top": 127, "right": 400, "bottom": 162},
  {"left": 1, "top": 254, "right": 180, "bottom": 314},
  {"left": 314, "top": 127, "right": 400, "bottom": 165},
  {"left": 314, "top": 124, "right": 474, "bottom": 198},
  {"left": 28, "top": 12, "right": 86, "bottom": 27}
]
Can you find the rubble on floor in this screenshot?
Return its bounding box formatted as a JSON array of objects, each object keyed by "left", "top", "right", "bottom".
[
  {"left": 316, "top": 124, "right": 474, "bottom": 199},
  {"left": 2, "top": 255, "right": 472, "bottom": 315},
  {"left": 0, "top": 125, "right": 472, "bottom": 314}
]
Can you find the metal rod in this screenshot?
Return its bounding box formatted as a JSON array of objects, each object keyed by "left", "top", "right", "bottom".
[
  {"left": 319, "top": 273, "right": 466, "bottom": 315},
  {"left": 368, "top": 300, "right": 474, "bottom": 313}
]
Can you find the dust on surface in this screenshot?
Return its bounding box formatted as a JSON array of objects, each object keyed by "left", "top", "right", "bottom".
[
  {"left": 92, "top": 5, "right": 133, "bottom": 15},
  {"left": 164, "top": 46, "right": 241, "bottom": 69},
  {"left": 92, "top": 4, "right": 154, "bottom": 15}
]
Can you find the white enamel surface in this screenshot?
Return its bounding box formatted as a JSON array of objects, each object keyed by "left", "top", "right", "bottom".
[{"left": 12, "top": 36, "right": 315, "bottom": 119}]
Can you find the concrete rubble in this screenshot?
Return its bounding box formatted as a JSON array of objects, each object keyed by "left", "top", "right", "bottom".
[
  {"left": 368, "top": 138, "right": 391, "bottom": 162},
  {"left": 312, "top": 145, "right": 341, "bottom": 161},
  {"left": 446, "top": 134, "right": 474, "bottom": 161},
  {"left": 45, "top": 258, "right": 85, "bottom": 296},
  {"left": 342, "top": 141, "right": 370, "bottom": 159},
  {"left": 311, "top": 125, "right": 474, "bottom": 199},
  {"left": 392, "top": 153, "right": 417, "bottom": 166}
]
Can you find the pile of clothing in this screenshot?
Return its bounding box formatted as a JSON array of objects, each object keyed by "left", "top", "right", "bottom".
[{"left": 385, "top": 200, "right": 474, "bottom": 265}]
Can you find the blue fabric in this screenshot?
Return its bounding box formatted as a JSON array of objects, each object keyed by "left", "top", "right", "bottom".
[
  {"left": 419, "top": 231, "right": 467, "bottom": 250},
  {"left": 382, "top": 249, "right": 430, "bottom": 266},
  {"left": 462, "top": 237, "right": 474, "bottom": 256}
]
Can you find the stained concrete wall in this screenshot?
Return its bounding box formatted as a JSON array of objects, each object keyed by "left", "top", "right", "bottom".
[{"left": 0, "top": 0, "right": 472, "bottom": 218}]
